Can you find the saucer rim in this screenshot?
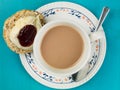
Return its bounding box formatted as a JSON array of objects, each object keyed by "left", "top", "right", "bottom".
[{"left": 19, "top": 1, "right": 106, "bottom": 89}]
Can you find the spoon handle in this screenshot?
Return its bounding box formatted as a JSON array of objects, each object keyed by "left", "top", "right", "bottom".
[{"left": 95, "top": 7, "right": 110, "bottom": 31}]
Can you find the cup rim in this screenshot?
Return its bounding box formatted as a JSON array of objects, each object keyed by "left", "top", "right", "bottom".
[{"left": 33, "top": 20, "right": 91, "bottom": 76}]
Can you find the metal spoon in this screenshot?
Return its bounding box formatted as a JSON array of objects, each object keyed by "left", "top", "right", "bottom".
[
  {"left": 95, "top": 7, "right": 110, "bottom": 32},
  {"left": 71, "top": 7, "right": 110, "bottom": 82}
]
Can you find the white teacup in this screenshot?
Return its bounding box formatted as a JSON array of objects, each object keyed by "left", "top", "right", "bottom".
[{"left": 33, "top": 20, "right": 103, "bottom": 76}]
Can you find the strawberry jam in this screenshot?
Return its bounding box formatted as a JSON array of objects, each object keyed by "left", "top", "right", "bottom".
[{"left": 17, "top": 25, "right": 37, "bottom": 47}]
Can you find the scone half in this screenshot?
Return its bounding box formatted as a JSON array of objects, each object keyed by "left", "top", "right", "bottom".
[{"left": 3, "top": 10, "right": 44, "bottom": 54}]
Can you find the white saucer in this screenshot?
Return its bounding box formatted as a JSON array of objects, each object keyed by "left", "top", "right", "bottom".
[{"left": 20, "top": 2, "right": 106, "bottom": 89}]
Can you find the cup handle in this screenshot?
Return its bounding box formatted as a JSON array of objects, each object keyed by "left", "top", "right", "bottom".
[{"left": 90, "top": 29, "right": 104, "bottom": 41}]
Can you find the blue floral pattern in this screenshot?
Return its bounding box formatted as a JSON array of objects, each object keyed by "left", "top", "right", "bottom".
[
  {"left": 24, "top": 7, "right": 100, "bottom": 84},
  {"left": 42, "top": 7, "right": 96, "bottom": 32}
]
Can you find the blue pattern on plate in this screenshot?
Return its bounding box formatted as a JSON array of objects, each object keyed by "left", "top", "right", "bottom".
[
  {"left": 42, "top": 7, "right": 96, "bottom": 32},
  {"left": 25, "top": 7, "right": 100, "bottom": 84}
]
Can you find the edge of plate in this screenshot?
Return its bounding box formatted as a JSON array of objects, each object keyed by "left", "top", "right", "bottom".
[{"left": 20, "top": 1, "right": 107, "bottom": 89}]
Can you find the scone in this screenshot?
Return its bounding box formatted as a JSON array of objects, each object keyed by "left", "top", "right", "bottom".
[{"left": 3, "top": 10, "right": 44, "bottom": 54}]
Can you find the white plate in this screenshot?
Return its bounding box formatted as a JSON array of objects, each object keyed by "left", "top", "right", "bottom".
[{"left": 20, "top": 2, "right": 106, "bottom": 89}]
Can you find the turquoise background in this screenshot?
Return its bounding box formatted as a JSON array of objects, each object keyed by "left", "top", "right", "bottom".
[{"left": 0, "top": 0, "right": 120, "bottom": 90}]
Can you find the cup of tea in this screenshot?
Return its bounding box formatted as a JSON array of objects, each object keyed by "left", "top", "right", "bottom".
[{"left": 33, "top": 20, "right": 103, "bottom": 76}]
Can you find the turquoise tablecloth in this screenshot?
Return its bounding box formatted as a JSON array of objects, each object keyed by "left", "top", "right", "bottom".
[{"left": 0, "top": 0, "right": 120, "bottom": 90}]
